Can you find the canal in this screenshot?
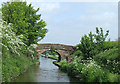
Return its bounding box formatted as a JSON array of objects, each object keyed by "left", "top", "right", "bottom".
[{"left": 14, "top": 56, "right": 80, "bottom": 82}]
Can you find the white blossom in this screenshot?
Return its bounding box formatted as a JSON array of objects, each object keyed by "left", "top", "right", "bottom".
[{"left": 0, "top": 18, "right": 25, "bottom": 55}]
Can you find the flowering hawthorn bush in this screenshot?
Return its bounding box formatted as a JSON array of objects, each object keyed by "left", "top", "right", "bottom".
[
  {"left": 0, "top": 12, "right": 37, "bottom": 56},
  {"left": 0, "top": 10, "right": 39, "bottom": 82},
  {"left": 81, "top": 59, "right": 108, "bottom": 82},
  {"left": 0, "top": 18, "right": 25, "bottom": 55}
]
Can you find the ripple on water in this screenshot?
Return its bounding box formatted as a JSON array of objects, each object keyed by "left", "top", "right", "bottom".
[{"left": 14, "top": 56, "right": 78, "bottom": 82}]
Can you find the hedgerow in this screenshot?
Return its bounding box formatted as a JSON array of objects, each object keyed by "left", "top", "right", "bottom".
[
  {"left": 59, "top": 28, "right": 120, "bottom": 82},
  {"left": 0, "top": 10, "right": 38, "bottom": 82}
]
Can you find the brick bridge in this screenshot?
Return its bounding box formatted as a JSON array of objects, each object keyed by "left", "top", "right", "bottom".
[{"left": 36, "top": 43, "right": 75, "bottom": 62}]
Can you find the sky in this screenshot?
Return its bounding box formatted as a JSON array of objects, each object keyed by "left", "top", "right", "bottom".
[{"left": 0, "top": 0, "right": 118, "bottom": 46}]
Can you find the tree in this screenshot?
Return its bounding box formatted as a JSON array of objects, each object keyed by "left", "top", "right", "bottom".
[
  {"left": 49, "top": 46, "right": 58, "bottom": 55},
  {"left": 79, "top": 32, "right": 96, "bottom": 59},
  {"left": 50, "top": 46, "right": 58, "bottom": 51},
  {"left": 94, "top": 27, "right": 109, "bottom": 51},
  {"left": 94, "top": 27, "right": 109, "bottom": 43},
  {"left": 78, "top": 27, "right": 109, "bottom": 59},
  {"left": 2, "top": 1, "right": 48, "bottom": 46}
]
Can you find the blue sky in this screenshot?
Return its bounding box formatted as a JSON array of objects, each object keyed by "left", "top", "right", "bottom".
[{"left": 0, "top": 1, "right": 118, "bottom": 46}]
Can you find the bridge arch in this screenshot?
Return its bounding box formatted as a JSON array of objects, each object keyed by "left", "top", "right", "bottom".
[
  {"left": 40, "top": 50, "right": 61, "bottom": 62},
  {"left": 36, "top": 43, "right": 75, "bottom": 61}
]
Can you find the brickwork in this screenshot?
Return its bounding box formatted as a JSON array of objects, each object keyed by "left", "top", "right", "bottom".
[{"left": 36, "top": 43, "right": 75, "bottom": 61}]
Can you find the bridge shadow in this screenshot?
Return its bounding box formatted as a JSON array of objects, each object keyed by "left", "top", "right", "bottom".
[{"left": 41, "top": 50, "right": 61, "bottom": 62}]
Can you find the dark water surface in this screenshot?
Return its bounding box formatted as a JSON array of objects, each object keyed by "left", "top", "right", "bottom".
[{"left": 14, "top": 56, "right": 80, "bottom": 82}]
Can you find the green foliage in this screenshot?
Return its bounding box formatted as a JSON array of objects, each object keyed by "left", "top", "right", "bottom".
[
  {"left": 81, "top": 59, "right": 120, "bottom": 82},
  {"left": 79, "top": 32, "right": 96, "bottom": 59},
  {"left": 60, "top": 57, "right": 85, "bottom": 76},
  {"left": 0, "top": 10, "right": 39, "bottom": 82},
  {"left": 60, "top": 56, "right": 120, "bottom": 82},
  {"left": 71, "top": 50, "right": 82, "bottom": 57},
  {"left": 41, "top": 50, "right": 59, "bottom": 60},
  {"left": 0, "top": 16, "right": 25, "bottom": 56},
  {"left": 50, "top": 46, "right": 58, "bottom": 51},
  {"left": 41, "top": 46, "right": 59, "bottom": 58},
  {"left": 59, "top": 27, "right": 120, "bottom": 82},
  {"left": 94, "top": 27, "right": 109, "bottom": 52},
  {"left": 94, "top": 48, "right": 120, "bottom": 74},
  {"left": 80, "top": 60, "right": 108, "bottom": 82},
  {"left": 77, "top": 27, "right": 109, "bottom": 59},
  {"left": 102, "top": 41, "right": 118, "bottom": 50},
  {"left": 107, "top": 73, "right": 120, "bottom": 82},
  {"left": 95, "top": 27, "right": 109, "bottom": 43},
  {"left": 2, "top": 50, "right": 35, "bottom": 82},
  {"left": 2, "top": 1, "right": 48, "bottom": 46}
]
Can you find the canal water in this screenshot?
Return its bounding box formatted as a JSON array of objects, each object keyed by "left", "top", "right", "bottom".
[{"left": 14, "top": 56, "right": 80, "bottom": 82}]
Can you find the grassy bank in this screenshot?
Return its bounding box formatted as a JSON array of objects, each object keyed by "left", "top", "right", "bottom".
[
  {"left": 2, "top": 48, "right": 39, "bottom": 82},
  {"left": 1, "top": 1, "right": 46, "bottom": 82},
  {"left": 58, "top": 28, "right": 120, "bottom": 82},
  {"left": 59, "top": 45, "right": 120, "bottom": 82},
  {"left": 0, "top": 17, "right": 39, "bottom": 82}
]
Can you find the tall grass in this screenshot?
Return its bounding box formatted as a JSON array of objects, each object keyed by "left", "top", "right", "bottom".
[{"left": 60, "top": 41, "right": 120, "bottom": 82}]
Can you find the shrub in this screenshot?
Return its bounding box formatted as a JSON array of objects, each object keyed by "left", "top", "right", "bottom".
[
  {"left": 79, "top": 32, "right": 96, "bottom": 59},
  {"left": 103, "top": 41, "right": 118, "bottom": 50},
  {"left": 94, "top": 27, "right": 109, "bottom": 52},
  {"left": 107, "top": 73, "right": 120, "bottom": 82},
  {"left": 78, "top": 27, "right": 109, "bottom": 59},
  {"left": 94, "top": 48, "right": 120, "bottom": 74},
  {"left": 2, "top": 51, "right": 33, "bottom": 82},
  {"left": 71, "top": 50, "right": 82, "bottom": 57},
  {"left": 81, "top": 60, "right": 108, "bottom": 82},
  {"left": 0, "top": 11, "right": 38, "bottom": 82}
]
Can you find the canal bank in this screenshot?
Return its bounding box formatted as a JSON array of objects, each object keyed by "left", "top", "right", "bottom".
[{"left": 13, "top": 56, "right": 80, "bottom": 82}]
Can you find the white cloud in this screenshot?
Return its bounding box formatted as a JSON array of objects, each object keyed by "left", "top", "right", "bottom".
[
  {"left": 1, "top": 0, "right": 117, "bottom": 2},
  {"left": 26, "top": 0, "right": 119, "bottom": 2},
  {"left": 0, "top": 1, "right": 118, "bottom": 45},
  {"left": 0, "top": 0, "right": 119, "bottom": 3},
  {"left": 38, "top": 3, "right": 60, "bottom": 12}
]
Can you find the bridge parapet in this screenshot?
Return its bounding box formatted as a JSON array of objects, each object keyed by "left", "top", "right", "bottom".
[
  {"left": 37, "top": 43, "right": 75, "bottom": 51},
  {"left": 36, "top": 43, "right": 76, "bottom": 61}
]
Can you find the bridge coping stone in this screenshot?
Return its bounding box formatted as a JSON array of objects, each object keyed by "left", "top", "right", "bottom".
[{"left": 36, "top": 43, "right": 76, "bottom": 61}]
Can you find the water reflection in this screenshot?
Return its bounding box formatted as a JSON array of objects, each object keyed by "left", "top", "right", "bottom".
[
  {"left": 14, "top": 56, "right": 70, "bottom": 82},
  {"left": 37, "top": 56, "right": 70, "bottom": 82}
]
